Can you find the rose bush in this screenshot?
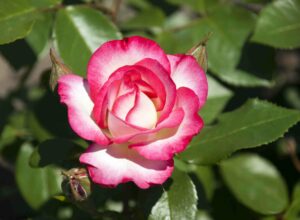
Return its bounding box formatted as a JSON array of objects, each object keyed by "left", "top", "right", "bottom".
[{"left": 58, "top": 36, "right": 207, "bottom": 189}]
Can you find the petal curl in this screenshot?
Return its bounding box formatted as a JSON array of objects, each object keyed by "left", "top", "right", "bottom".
[
  {"left": 126, "top": 91, "right": 157, "bottom": 129},
  {"left": 92, "top": 64, "right": 170, "bottom": 128},
  {"left": 58, "top": 74, "right": 110, "bottom": 145},
  {"left": 108, "top": 108, "right": 183, "bottom": 144},
  {"left": 80, "top": 143, "right": 174, "bottom": 189},
  {"left": 136, "top": 58, "right": 176, "bottom": 123},
  {"left": 168, "top": 54, "right": 208, "bottom": 109},
  {"left": 130, "top": 88, "right": 204, "bottom": 160},
  {"left": 112, "top": 88, "right": 137, "bottom": 120},
  {"left": 107, "top": 111, "right": 146, "bottom": 139},
  {"left": 88, "top": 36, "right": 170, "bottom": 100}
]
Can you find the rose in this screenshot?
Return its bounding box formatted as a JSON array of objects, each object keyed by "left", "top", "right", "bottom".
[{"left": 58, "top": 36, "right": 207, "bottom": 189}]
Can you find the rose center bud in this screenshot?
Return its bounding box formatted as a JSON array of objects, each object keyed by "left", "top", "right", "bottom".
[
  {"left": 125, "top": 90, "right": 157, "bottom": 129},
  {"left": 106, "top": 71, "right": 158, "bottom": 138}
]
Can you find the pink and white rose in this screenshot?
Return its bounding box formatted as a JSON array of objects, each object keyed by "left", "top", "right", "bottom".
[{"left": 58, "top": 36, "right": 208, "bottom": 189}]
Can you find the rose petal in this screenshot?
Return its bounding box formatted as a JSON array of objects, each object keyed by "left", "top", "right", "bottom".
[
  {"left": 168, "top": 54, "right": 208, "bottom": 109},
  {"left": 112, "top": 108, "right": 184, "bottom": 144},
  {"left": 112, "top": 87, "right": 137, "bottom": 120},
  {"left": 131, "top": 88, "right": 204, "bottom": 160},
  {"left": 134, "top": 80, "right": 157, "bottom": 98},
  {"left": 126, "top": 91, "right": 157, "bottom": 129},
  {"left": 92, "top": 64, "right": 169, "bottom": 127},
  {"left": 88, "top": 36, "right": 170, "bottom": 100},
  {"left": 127, "top": 108, "right": 184, "bottom": 143},
  {"left": 58, "top": 74, "right": 110, "bottom": 145},
  {"left": 136, "top": 58, "right": 176, "bottom": 123},
  {"left": 80, "top": 143, "right": 174, "bottom": 189},
  {"left": 107, "top": 111, "right": 146, "bottom": 139}
]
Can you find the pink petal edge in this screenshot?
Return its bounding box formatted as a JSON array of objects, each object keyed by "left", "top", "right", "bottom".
[
  {"left": 168, "top": 54, "right": 208, "bottom": 109},
  {"left": 130, "top": 87, "right": 204, "bottom": 160},
  {"left": 58, "top": 74, "right": 110, "bottom": 145},
  {"left": 80, "top": 143, "right": 174, "bottom": 189},
  {"left": 87, "top": 36, "right": 171, "bottom": 100}
]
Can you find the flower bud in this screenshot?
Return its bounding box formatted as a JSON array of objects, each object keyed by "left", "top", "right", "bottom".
[
  {"left": 61, "top": 168, "right": 91, "bottom": 202},
  {"left": 49, "top": 49, "right": 72, "bottom": 91},
  {"left": 187, "top": 32, "right": 212, "bottom": 73}
]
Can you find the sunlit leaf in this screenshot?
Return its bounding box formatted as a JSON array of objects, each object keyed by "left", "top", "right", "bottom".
[
  {"left": 252, "top": 0, "right": 300, "bottom": 49},
  {"left": 0, "top": 0, "right": 37, "bottom": 44},
  {"left": 179, "top": 6, "right": 254, "bottom": 71},
  {"left": 217, "top": 69, "right": 272, "bottom": 87},
  {"left": 150, "top": 169, "right": 198, "bottom": 220},
  {"left": 26, "top": 13, "right": 53, "bottom": 55},
  {"left": 54, "top": 6, "right": 122, "bottom": 75},
  {"left": 220, "top": 154, "right": 288, "bottom": 214}
]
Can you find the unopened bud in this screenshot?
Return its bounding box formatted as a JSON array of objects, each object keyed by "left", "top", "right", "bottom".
[
  {"left": 187, "top": 32, "right": 212, "bottom": 73},
  {"left": 49, "top": 49, "right": 72, "bottom": 91},
  {"left": 61, "top": 168, "right": 91, "bottom": 202}
]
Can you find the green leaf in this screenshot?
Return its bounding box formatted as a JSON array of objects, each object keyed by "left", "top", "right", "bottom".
[
  {"left": 0, "top": 112, "right": 27, "bottom": 151},
  {"left": 192, "top": 166, "right": 216, "bottom": 202},
  {"left": 260, "top": 217, "right": 276, "bottom": 220},
  {"left": 26, "top": 13, "right": 53, "bottom": 55},
  {"left": 216, "top": 69, "right": 273, "bottom": 87},
  {"left": 54, "top": 6, "right": 122, "bottom": 76},
  {"left": 29, "top": 138, "right": 84, "bottom": 168},
  {"left": 30, "top": 0, "right": 62, "bottom": 8},
  {"left": 174, "top": 6, "right": 255, "bottom": 74},
  {"left": 150, "top": 169, "right": 198, "bottom": 220},
  {"left": 162, "top": 6, "right": 270, "bottom": 86},
  {"left": 180, "top": 99, "right": 300, "bottom": 164},
  {"left": 121, "top": 7, "right": 165, "bottom": 30},
  {"left": 0, "top": 0, "right": 38, "bottom": 44},
  {"left": 16, "top": 143, "right": 61, "bottom": 209},
  {"left": 284, "top": 182, "right": 300, "bottom": 220},
  {"left": 242, "top": 0, "right": 270, "bottom": 3},
  {"left": 127, "top": 0, "right": 152, "bottom": 9},
  {"left": 175, "top": 159, "right": 216, "bottom": 201},
  {"left": 220, "top": 154, "right": 288, "bottom": 214},
  {"left": 0, "top": 125, "right": 18, "bottom": 152},
  {"left": 199, "top": 75, "right": 233, "bottom": 124},
  {"left": 166, "top": 0, "right": 219, "bottom": 14},
  {"left": 292, "top": 182, "right": 300, "bottom": 200},
  {"left": 284, "top": 199, "right": 300, "bottom": 220},
  {"left": 196, "top": 210, "right": 213, "bottom": 220},
  {"left": 251, "top": 0, "right": 300, "bottom": 49}
]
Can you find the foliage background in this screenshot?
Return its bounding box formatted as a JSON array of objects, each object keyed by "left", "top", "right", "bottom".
[{"left": 0, "top": 0, "right": 300, "bottom": 219}]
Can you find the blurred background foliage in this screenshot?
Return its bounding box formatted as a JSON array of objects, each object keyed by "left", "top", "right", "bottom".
[{"left": 0, "top": 0, "right": 300, "bottom": 219}]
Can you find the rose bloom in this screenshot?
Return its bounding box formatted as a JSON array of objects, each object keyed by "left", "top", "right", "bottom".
[{"left": 58, "top": 36, "right": 207, "bottom": 189}]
